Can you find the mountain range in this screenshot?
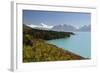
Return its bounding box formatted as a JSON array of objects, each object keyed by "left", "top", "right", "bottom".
[
  {"left": 25, "top": 23, "right": 53, "bottom": 30},
  {"left": 25, "top": 23, "right": 91, "bottom": 32},
  {"left": 52, "top": 24, "right": 91, "bottom": 32}
]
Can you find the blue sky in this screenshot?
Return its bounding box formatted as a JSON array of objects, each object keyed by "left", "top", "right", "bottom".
[{"left": 23, "top": 10, "right": 91, "bottom": 27}]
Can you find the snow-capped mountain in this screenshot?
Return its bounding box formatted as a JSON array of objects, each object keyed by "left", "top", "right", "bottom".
[
  {"left": 52, "top": 24, "right": 91, "bottom": 32},
  {"left": 77, "top": 25, "right": 91, "bottom": 32},
  {"left": 40, "top": 23, "right": 53, "bottom": 29},
  {"left": 52, "top": 24, "right": 77, "bottom": 32},
  {"left": 25, "top": 23, "right": 91, "bottom": 32},
  {"left": 25, "top": 23, "right": 54, "bottom": 30}
]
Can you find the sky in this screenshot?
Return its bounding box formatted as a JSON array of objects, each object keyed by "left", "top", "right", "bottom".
[{"left": 23, "top": 10, "right": 91, "bottom": 28}]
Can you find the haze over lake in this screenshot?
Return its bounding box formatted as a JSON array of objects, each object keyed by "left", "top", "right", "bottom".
[{"left": 47, "top": 32, "right": 91, "bottom": 58}]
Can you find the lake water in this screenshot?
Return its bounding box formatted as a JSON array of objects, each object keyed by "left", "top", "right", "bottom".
[{"left": 47, "top": 32, "right": 91, "bottom": 58}]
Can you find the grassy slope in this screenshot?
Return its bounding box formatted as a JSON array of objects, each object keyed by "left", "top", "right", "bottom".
[
  {"left": 23, "top": 24, "right": 85, "bottom": 62},
  {"left": 23, "top": 39, "right": 85, "bottom": 62}
]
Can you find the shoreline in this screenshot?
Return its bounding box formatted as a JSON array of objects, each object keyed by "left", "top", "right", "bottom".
[
  {"left": 23, "top": 25, "right": 87, "bottom": 63},
  {"left": 23, "top": 39, "right": 86, "bottom": 63}
]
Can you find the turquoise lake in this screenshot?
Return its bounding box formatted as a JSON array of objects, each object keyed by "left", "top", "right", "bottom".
[{"left": 47, "top": 32, "right": 91, "bottom": 58}]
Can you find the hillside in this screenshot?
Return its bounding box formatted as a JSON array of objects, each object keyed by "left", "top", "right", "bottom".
[
  {"left": 23, "top": 24, "right": 74, "bottom": 40},
  {"left": 23, "top": 39, "right": 85, "bottom": 62},
  {"left": 23, "top": 24, "right": 85, "bottom": 62}
]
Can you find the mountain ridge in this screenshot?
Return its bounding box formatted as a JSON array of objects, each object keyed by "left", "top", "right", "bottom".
[{"left": 24, "top": 23, "right": 91, "bottom": 32}]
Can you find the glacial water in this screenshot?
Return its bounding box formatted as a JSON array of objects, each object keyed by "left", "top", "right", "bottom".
[{"left": 47, "top": 32, "right": 91, "bottom": 58}]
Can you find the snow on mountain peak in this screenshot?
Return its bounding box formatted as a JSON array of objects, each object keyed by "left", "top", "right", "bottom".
[
  {"left": 25, "top": 23, "right": 54, "bottom": 29},
  {"left": 40, "top": 23, "right": 54, "bottom": 29},
  {"left": 40, "top": 23, "right": 48, "bottom": 27}
]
